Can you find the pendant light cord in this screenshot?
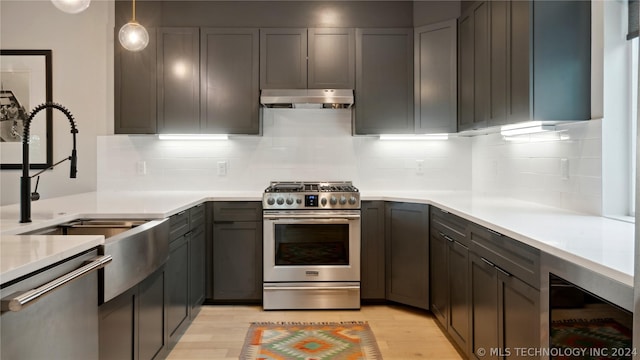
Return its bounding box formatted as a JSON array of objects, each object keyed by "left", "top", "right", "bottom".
[{"left": 132, "top": 0, "right": 136, "bottom": 22}]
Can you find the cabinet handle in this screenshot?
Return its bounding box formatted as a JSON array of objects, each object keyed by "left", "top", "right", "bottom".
[
  {"left": 496, "top": 266, "right": 512, "bottom": 277},
  {"left": 480, "top": 257, "right": 495, "bottom": 267},
  {"left": 1, "top": 255, "right": 112, "bottom": 312},
  {"left": 440, "top": 232, "right": 454, "bottom": 243},
  {"left": 487, "top": 228, "right": 503, "bottom": 237},
  {"left": 175, "top": 210, "right": 187, "bottom": 216},
  {"left": 439, "top": 208, "right": 450, "bottom": 214},
  {"left": 195, "top": 203, "right": 204, "bottom": 208}
]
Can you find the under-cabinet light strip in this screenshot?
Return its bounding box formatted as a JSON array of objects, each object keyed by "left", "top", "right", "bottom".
[{"left": 158, "top": 134, "right": 229, "bottom": 141}]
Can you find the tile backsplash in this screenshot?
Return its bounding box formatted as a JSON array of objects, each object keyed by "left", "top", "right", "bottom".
[
  {"left": 98, "top": 112, "right": 602, "bottom": 214},
  {"left": 98, "top": 109, "right": 471, "bottom": 193}
]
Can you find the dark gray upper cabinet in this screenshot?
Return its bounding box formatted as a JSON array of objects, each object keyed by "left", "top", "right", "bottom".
[
  {"left": 459, "top": 0, "right": 591, "bottom": 131},
  {"left": 114, "top": 28, "right": 157, "bottom": 134},
  {"left": 414, "top": 20, "right": 458, "bottom": 134},
  {"left": 157, "top": 27, "right": 200, "bottom": 134},
  {"left": 512, "top": 0, "right": 591, "bottom": 122},
  {"left": 200, "top": 28, "right": 260, "bottom": 134},
  {"left": 260, "top": 28, "right": 308, "bottom": 89},
  {"left": 308, "top": 28, "right": 355, "bottom": 89},
  {"left": 385, "top": 202, "right": 429, "bottom": 309},
  {"left": 355, "top": 28, "right": 414, "bottom": 135},
  {"left": 260, "top": 28, "right": 355, "bottom": 90},
  {"left": 458, "top": 1, "right": 490, "bottom": 132}
]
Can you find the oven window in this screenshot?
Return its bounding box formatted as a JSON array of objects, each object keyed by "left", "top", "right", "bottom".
[{"left": 274, "top": 224, "right": 349, "bottom": 265}]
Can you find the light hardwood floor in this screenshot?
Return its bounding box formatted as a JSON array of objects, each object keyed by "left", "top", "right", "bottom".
[{"left": 166, "top": 305, "right": 463, "bottom": 359}]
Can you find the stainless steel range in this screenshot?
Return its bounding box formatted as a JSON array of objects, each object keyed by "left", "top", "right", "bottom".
[{"left": 262, "top": 181, "right": 361, "bottom": 310}]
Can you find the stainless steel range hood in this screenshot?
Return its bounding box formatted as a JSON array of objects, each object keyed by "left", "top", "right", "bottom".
[{"left": 260, "top": 89, "right": 354, "bottom": 109}]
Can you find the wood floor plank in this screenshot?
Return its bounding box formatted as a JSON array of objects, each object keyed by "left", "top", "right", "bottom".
[{"left": 166, "top": 304, "right": 463, "bottom": 359}]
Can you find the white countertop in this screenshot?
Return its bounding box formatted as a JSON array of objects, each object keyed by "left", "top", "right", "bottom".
[{"left": 0, "top": 190, "right": 635, "bottom": 291}]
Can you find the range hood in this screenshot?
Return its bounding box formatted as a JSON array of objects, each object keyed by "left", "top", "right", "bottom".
[{"left": 260, "top": 89, "right": 354, "bottom": 109}]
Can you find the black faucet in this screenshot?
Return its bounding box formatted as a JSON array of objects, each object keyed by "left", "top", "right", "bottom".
[{"left": 20, "top": 102, "right": 78, "bottom": 223}]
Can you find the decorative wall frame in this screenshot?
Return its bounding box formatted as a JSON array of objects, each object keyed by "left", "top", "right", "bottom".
[{"left": 0, "top": 49, "right": 52, "bottom": 170}]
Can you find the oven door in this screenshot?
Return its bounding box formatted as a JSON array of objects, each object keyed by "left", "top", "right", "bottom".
[{"left": 263, "top": 210, "right": 361, "bottom": 283}]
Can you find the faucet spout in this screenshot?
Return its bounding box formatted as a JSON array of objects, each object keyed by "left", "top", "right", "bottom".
[{"left": 20, "top": 102, "right": 79, "bottom": 223}]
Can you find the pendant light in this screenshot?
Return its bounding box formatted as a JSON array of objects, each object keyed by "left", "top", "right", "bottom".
[
  {"left": 118, "top": 0, "right": 149, "bottom": 52},
  {"left": 51, "top": 0, "right": 90, "bottom": 14}
]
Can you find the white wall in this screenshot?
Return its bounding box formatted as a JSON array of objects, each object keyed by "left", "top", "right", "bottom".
[
  {"left": 97, "top": 109, "right": 472, "bottom": 193},
  {"left": 0, "top": 0, "right": 113, "bottom": 205}
]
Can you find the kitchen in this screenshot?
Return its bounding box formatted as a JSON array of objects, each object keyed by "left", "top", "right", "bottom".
[{"left": 0, "top": 0, "right": 638, "bottom": 359}]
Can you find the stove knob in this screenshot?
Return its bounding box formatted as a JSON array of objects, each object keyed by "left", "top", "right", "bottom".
[
  {"left": 277, "top": 197, "right": 285, "bottom": 205},
  {"left": 267, "top": 197, "right": 275, "bottom": 205},
  {"left": 339, "top": 196, "right": 347, "bottom": 205},
  {"left": 286, "top": 198, "right": 294, "bottom": 205},
  {"left": 330, "top": 196, "right": 337, "bottom": 205},
  {"left": 321, "top": 198, "right": 328, "bottom": 206},
  {"left": 349, "top": 196, "right": 357, "bottom": 205},
  {"left": 296, "top": 198, "right": 302, "bottom": 204}
]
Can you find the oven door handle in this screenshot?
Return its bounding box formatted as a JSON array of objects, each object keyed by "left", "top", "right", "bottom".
[
  {"left": 264, "top": 285, "right": 360, "bottom": 291},
  {"left": 263, "top": 214, "right": 361, "bottom": 220}
]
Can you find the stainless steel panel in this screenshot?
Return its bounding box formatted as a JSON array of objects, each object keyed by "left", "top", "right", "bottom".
[
  {"left": 101, "top": 218, "right": 170, "bottom": 303},
  {"left": 1, "top": 250, "right": 100, "bottom": 359},
  {"left": 263, "top": 282, "right": 360, "bottom": 310}
]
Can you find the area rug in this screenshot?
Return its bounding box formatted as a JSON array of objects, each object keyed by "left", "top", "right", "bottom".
[
  {"left": 550, "top": 318, "right": 633, "bottom": 360},
  {"left": 239, "top": 321, "right": 382, "bottom": 360}
]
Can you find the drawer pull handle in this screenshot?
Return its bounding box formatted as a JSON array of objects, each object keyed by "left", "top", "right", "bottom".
[
  {"left": 439, "top": 208, "right": 450, "bottom": 214},
  {"left": 440, "top": 232, "right": 454, "bottom": 243},
  {"left": 1, "top": 255, "right": 112, "bottom": 312},
  {"left": 487, "top": 228, "right": 503, "bottom": 237},
  {"left": 496, "top": 266, "right": 512, "bottom": 277},
  {"left": 480, "top": 257, "right": 495, "bottom": 267}
]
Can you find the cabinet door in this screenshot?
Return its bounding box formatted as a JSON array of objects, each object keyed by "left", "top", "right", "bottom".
[
  {"left": 509, "top": 0, "right": 531, "bottom": 123},
  {"left": 115, "top": 28, "right": 157, "bottom": 134},
  {"left": 429, "top": 230, "right": 448, "bottom": 325},
  {"left": 415, "top": 20, "right": 457, "bottom": 134},
  {"left": 308, "top": 28, "right": 355, "bottom": 89},
  {"left": 189, "top": 224, "right": 206, "bottom": 318},
  {"left": 488, "top": 1, "right": 509, "bottom": 127},
  {"left": 472, "top": 1, "right": 489, "bottom": 129},
  {"left": 200, "top": 28, "right": 260, "bottom": 134},
  {"left": 99, "top": 287, "right": 136, "bottom": 360},
  {"left": 500, "top": 273, "right": 540, "bottom": 356},
  {"left": 138, "top": 269, "right": 166, "bottom": 360},
  {"left": 213, "top": 221, "right": 262, "bottom": 301},
  {"left": 448, "top": 239, "right": 470, "bottom": 354},
  {"left": 166, "top": 234, "right": 190, "bottom": 342},
  {"left": 260, "top": 28, "right": 307, "bottom": 89},
  {"left": 361, "top": 201, "right": 386, "bottom": 300},
  {"left": 385, "top": 202, "right": 429, "bottom": 309},
  {"left": 157, "top": 27, "right": 200, "bottom": 134},
  {"left": 355, "top": 28, "right": 414, "bottom": 134},
  {"left": 457, "top": 10, "right": 474, "bottom": 131},
  {"left": 470, "top": 252, "right": 499, "bottom": 360}
]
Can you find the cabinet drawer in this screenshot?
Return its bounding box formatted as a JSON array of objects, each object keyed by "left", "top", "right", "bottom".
[
  {"left": 213, "top": 202, "right": 262, "bottom": 222},
  {"left": 430, "top": 207, "right": 468, "bottom": 246},
  {"left": 189, "top": 203, "right": 206, "bottom": 228},
  {"left": 169, "top": 210, "right": 190, "bottom": 241},
  {"left": 469, "top": 224, "right": 540, "bottom": 289}
]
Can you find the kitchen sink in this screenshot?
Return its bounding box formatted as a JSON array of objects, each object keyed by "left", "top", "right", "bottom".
[
  {"left": 20, "top": 218, "right": 170, "bottom": 304},
  {"left": 22, "top": 219, "right": 148, "bottom": 239}
]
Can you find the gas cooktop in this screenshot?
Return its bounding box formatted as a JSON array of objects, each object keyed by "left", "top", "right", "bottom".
[{"left": 263, "top": 181, "right": 360, "bottom": 210}]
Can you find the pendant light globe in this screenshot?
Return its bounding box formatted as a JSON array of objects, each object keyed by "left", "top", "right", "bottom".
[
  {"left": 119, "top": 21, "right": 149, "bottom": 52},
  {"left": 51, "top": 0, "right": 91, "bottom": 14}
]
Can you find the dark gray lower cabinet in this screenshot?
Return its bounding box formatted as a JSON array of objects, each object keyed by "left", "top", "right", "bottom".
[
  {"left": 189, "top": 223, "right": 206, "bottom": 318},
  {"left": 99, "top": 267, "right": 166, "bottom": 360},
  {"left": 212, "top": 202, "right": 263, "bottom": 302},
  {"left": 385, "top": 202, "right": 429, "bottom": 309},
  {"left": 470, "top": 252, "right": 540, "bottom": 359},
  {"left": 361, "top": 201, "right": 386, "bottom": 301},
  {"left": 167, "top": 233, "right": 189, "bottom": 345}
]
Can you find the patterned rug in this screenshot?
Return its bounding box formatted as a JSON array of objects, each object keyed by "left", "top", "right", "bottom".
[
  {"left": 239, "top": 321, "right": 383, "bottom": 360},
  {"left": 550, "top": 318, "right": 633, "bottom": 359}
]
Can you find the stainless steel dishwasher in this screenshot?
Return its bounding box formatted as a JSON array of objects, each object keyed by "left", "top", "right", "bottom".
[{"left": 0, "top": 249, "right": 112, "bottom": 359}]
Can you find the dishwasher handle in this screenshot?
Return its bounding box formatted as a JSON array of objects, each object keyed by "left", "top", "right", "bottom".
[{"left": 1, "top": 255, "right": 112, "bottom": 312}]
